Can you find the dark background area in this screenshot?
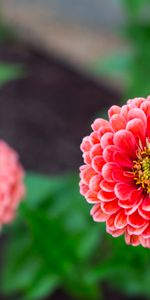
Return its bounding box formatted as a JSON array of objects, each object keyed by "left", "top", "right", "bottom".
[{"left": 0, "top": 41, "right": 120, "bottom": 175}]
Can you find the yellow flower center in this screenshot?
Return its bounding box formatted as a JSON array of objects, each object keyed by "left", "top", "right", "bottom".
[{"left": 133, "top": 140, "right": 150, "bottom": 193}]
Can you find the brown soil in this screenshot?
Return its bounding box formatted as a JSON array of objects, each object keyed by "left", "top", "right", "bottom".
[{"left": 0, "top": 40, "right": 120, "bottom": 175}]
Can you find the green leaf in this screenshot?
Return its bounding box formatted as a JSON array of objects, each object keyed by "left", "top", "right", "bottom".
[
  {"left": 2, "top": 215, "right": 61, "bottom": 299},
  {"left": 21, "top": 206, "right": 79, "bottom": 275},
  {"left": 65, "top": 279, "right": 101, "bottom": 300},
  {"left": 77, "top": 224, "right": 102, "bottom": 261},
  {"left": 86, "top": 260, "right": 131, "bottom": 283},
  {"left": 1, "top": 234, "right": 40, "bottom": 294},
  {"left": 25, "top": 273, "right": 60, "bottom": 300},
  {"left": 90, "top": 51, "right": 133, "bottom": 86},
  {"left": 24, "top": 172, "right": 75, "bottom": 209},
  {"left": 1, "top": 173, "right": 107, "bottom": 300},
  {"left": 0, "top": 20, "right": 16, "bottom": 41},
  {"left": 122, "top": 0, "right": 150, "bottom": 17},
  {"left": 0, "top": 63, "right": 25, "bottom": 86}
]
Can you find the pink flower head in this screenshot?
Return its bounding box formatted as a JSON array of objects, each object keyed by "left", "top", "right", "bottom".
[
  {"left": 79, "top": 96, "right": 150, "bottom": 248},
  {"left": 0, "top": 141, "right": 25, "bottom": 226}
]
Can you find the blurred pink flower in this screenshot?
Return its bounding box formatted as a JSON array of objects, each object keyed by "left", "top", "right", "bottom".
[
  {"left": 80, "top": 96, "right": 150, "bottom": 248},
  {"left": 0, "top": 141, "right": 25, "bottom": 226}
]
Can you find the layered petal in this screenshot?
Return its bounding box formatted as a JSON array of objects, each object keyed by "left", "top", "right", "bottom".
[
  {"left": 79, "top": 96, "right": 150, "bottom": 248},
  {"left": 0, "top": 141, "right": 25, "bottom": 226},
  {"left": 90, "top": 204, "right": 109, "bottom": 222}
]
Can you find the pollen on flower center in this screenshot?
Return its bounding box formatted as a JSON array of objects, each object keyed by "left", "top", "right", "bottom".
[{"left": 133, "top": 141, "right": 150, "bottom": 193}]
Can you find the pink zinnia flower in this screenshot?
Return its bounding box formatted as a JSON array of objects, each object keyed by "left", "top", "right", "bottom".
[
  {"left": 79, "top": 96, "right": 150, "bottom": 248},
  {"left": 0, "top": 141, "right": 25, "bottom": 226}
]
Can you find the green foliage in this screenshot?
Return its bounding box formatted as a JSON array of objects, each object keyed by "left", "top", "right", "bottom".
[
  {"left": 122, "top": 0, "right": 150, "bottom": 18},
  {"left": 0, "top": 63, "right": 25, "bottom": 86},
  {"left": 0, "top": 21, "right": 15, "bottom": 41},
  {"left": 90, "top": 0, "right": 150, "bottom": 100},
  {"left": 0, "top": 20, "right": 25, "bottom": 86},
  {"left": 107, "top": 236, "right": 150, "bottom": 297},
  {"left": 1, "top": 173, "right": 105, "bottom": 300},
  {"left": 124, "top": 22, "right": 150, "bottom": 98},
  {"left": 2, "top": 173, "right": 150, "bottom": 299},
  {"left": 90, "top": 51, "right": 133, "bottom": 87},
  {"left": 122, "top": 0, "right": 150, "bottom": 98}
]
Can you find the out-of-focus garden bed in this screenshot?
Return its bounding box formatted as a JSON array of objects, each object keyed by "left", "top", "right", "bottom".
[
  {"left": 0, "top": 36, "right": 147, "bottom": 300},
  {"left": 0, "top": 40, "right": 120, "bottom": 174}
]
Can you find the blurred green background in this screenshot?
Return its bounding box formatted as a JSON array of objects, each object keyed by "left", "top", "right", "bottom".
[{"left": 1, "top": 1, "right": 150, "bottom": 300}]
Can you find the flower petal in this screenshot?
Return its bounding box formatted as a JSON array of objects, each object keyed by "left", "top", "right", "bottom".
[
  {"left": 127, "top": 223, "right": 148, "bottom": 235},
  {"left": 83, "top": 152, "right": 91, "bottom": 165},
  {"left": 126, "top": 118, "right": 146, "bottom": 142},
  {"left": 125, "top": 233, "right": 140, "bottom": 246},
  {"left": 142, "top": 224, "right": 150, "bottom": 238},
  {"left": 79, "top": 182, "right": 89, "bottom": 196},
  {"left": 140, "top": 237, "right": 150, "bottom": 248},
  {"left": 92, "top": 156, "right": 105, "bottom": 173},
  {"left": 91, "top": 118, "right": 109, "bottom": 132},
  {"left": 90, "top": 132, "right": 99, "bottom": 144},
  {"left": 114, "top": 183, "right": 135, "bottom": 200},
  {"left": 102, "top": 162, "right": 120, "bottom": 182},
  {"left": 89, "top": 175, "right": 101, "bottom": 192},
  {"left": 90, "top": 204, "right": 109, "bottom": 222},
  {"left": 80, "top": 166, "right": 96, "bottom": 185},
  {"left": 141, "top": 195, "right": 150, "bottom": 211},
  {"left": 98, "top": 125, "right": 111, "bottom": 137},
  {"left": 113, "top": 169, "right": 133, "bottom": 183},
  {"left": 107, "top": 213, "right": 118, "bottom": 230},
  {"left": 100, "top": 132, "right": 114, "bottom": 149},
  {"left": 110, "top": 114, "right": 126, "bottom": 132},
  {"left": 113, "top": 151, "right": 133, "bottom": 168},
  {"left": 120, "top": 105, "right": 130, "bottom": 120},
  {"left": 100, "top": 180, "right": 115, "bottom": 192},
  {"left": 90, "top": 144, "right": 103, "bottom": 158},
  {"left": 98, "top": 190, "right": 116, "bottom": 202},
  {"left": 147, "top": 115, "right": 150, "bottom": 137},
  {"left": 103, "top": 145, "right": 120, "bottom": 162},
  {"left": 86, "top": 190, "right": 99, "bottom": 203},
  {"left": 114, "top": 210, "right": 127, "bottom": 229},
  {"left": 113, "top": 130, "right": 136, "bottom": 157},
  {"left": 128, "top": 211, "right": 146, "bottom": 228},
  {"left": 106, "top": 227, "right": 125, "bottom": 237},
  {"left": 101, "top": 199, "right": 119, "bottom": 214},
  {"left": 125, "top": 189, "right": 143, "bottom": 214},
  {"left": 141, "top": 100, "right": 150, "bottom": 116},
  {"left": 138, "top": 205, "right": 150, "bottom": 220},
  {"left": 108, "top": 105, "right": 121, "bottom": 118},
  {"left": 80, "top": 136, "right": 92, "bottom": 152},
  {"left": 127, "top": 108, "right": 147, "bottom": 126}
]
